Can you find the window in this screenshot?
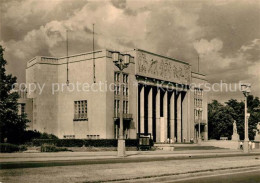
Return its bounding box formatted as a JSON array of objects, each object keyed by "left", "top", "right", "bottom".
[
  {"left": 114, "top": 100, "right": 117, "bottom": 116},
  {"left": 114, "top": 100, "right": 120, "bottom": 116},
  {"left": 18, "top": 103, "right": 25, "bottom": 115},
  {"left": 64, "top": 135, "right": 75, "bottom": 139},
  {"left": 74, "top": 100, "right": 87, "bottom": 121},
  {"left": 122, "top": 100, "right": 129, "bottom": 114},
  {"left": 123, "top": 85, "right": 126, "bottom": 96},
  {"left": 114, "top": 72, "right": 120, "bottom": 82},
  {"left": 123, "top": 101, "right": 125, "bottom": 114},
  {"left": 86, "top": 135, "right": 100, "bottom": 139},
  {"left": 123, "top": 73, "right": 128, "bottom": 83},
  {"left": 117, "top": 100, "right": 119, "bottom": 115},
  {"left": 21, "top": 104, "right": 25, "bottom": 115},
  {"left": 114, "top": 85, "right": 120, "bottom": 95}
]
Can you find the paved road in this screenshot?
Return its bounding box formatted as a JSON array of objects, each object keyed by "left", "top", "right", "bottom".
[
  {"left": 173, "top": 170, "right": 260, "bottom": 183},
  {"left": 1, "top": 156, "right": 259, "bottom": 183},
  {"left": 113, "top": 167, "right": 260, "bottom": 183}
]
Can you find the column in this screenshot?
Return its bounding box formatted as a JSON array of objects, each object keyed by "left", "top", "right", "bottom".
[
  {"left": 182, "top": 92, "right": 188, "bottom": 142},
  {"left": 190, "top": 89, "right": 195, "bottom": 141},
  {"left": 148, "top": 87, "right": 153, "bottom": 136},
  {"left": 176, "top": 91, "right": 182, "bottom": 143},
  {"left": 140, "top": 85, "right": 145, "bottom": 133},
  {"left": 163, "top": 90, "right": 168, "bottom": 142},
  {"left": 156, "top": 89, "right": 161, "bottom": 142},
  {"left": 187, "top": 90, "right": 191, "bottom": 142},
  {"left": 170, "top": 91, "right": 175, "bottom": 141}
]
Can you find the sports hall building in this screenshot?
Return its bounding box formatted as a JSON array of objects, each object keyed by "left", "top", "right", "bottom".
[{"left": 20, "top": 48, "right": 208, "bottom": 143}]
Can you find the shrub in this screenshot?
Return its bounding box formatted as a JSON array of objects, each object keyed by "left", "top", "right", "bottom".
[
  {"left": 24, "top": 130, "right": 58, "bottom": 143},
  {"left": 0, "top": 143, "right": 19, "bottom": 153},
  {"left": 40, "top": 144, "right": 70, "bottom": 152},
  {"left": 19, "top": 145, "right": 28, "bottom": 151},
  {"left": 33, "top": 139, "right": 138, "bottom": 147}
]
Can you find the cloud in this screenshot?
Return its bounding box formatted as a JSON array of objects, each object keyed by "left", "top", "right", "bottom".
[
  {"left": 197, "top": 0, "right": 260, "bottom": 56},
  {"left": 193, "top": 37, "right": 260, "bottom": 102},
  {"left": 1, "top": 0, "right": 259, "bottom": 101},
  {"left": 193, "top": 38, "right": 223, "bottom": 55},
  {"left": 0, "top": 0, "right": 88, "bottom": 41},
  {"left": 111, "top": 0, "right": 126, "bottom": 9}
]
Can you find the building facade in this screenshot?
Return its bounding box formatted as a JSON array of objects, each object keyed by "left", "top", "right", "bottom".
[{"left": 24, "top": 49, "right": 208, "bottom": 142}]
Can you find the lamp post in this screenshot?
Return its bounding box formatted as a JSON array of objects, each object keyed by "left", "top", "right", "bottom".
[
  {"left": 112, "top": 51, "right": 133, "bottom": 157},
  {"left": 241, "top": 84, "right": 251, "bottom": 153}
]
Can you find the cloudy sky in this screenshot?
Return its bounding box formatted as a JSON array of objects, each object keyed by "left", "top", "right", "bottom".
[{"left": 1, "top": 0, "right": 259, "bottom": 102}]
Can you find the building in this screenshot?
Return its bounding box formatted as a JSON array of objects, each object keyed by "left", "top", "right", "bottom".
[{"left": 23, "top": 48, "right": 208, "bottom": 142}]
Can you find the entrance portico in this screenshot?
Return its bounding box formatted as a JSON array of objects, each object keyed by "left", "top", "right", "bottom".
[{"left": 137, "top": 79, "right": 190, "bottom": 143}]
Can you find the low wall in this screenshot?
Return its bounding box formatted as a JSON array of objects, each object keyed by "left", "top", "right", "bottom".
[{"left": 201, "top": 140, "right": 240, "bottom": 150}]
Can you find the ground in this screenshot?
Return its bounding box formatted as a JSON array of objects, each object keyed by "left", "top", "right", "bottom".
[{"left": 1, "top": 154, "right": 260, "bottom": 183}]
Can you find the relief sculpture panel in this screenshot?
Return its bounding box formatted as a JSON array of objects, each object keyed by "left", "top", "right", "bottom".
[{"left": 136, "top": 51, "right": 191, "bottom": 84}]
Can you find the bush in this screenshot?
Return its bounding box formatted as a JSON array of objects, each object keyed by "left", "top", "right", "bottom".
[
  {"left": 23, "top": 130, "right": 58, "bottom": 143},
  {"left": 19, "top": 145, "right": 28, "bottom": 151},
  {"left": 33, "top": 139, "right": 138, "bottom": 147},
  {"left": 0, "top": 143, "right": 19, "bottom": 153},
  {"left": 40, "top": 144, "right": 70, "bottom": 152}
]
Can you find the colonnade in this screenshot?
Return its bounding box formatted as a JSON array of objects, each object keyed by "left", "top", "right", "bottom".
[{"left": 138, "top": 84, "right": 191, "bottom": 143}]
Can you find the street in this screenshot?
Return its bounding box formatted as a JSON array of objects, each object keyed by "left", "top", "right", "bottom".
[
  {"left": 113, "top": 166, "right": 260, "bottom": 183},
  {"left": 0, "top": 153, "right": 259, "bottom": 183}
]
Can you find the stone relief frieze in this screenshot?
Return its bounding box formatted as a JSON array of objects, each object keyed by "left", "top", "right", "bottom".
[{"left": 136, "top": 52, "right": 191, "bottom": 84}]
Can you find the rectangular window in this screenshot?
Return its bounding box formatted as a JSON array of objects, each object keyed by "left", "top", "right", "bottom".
[
  {"left": 123, "top": 73, "right": 128, "bottom": 83},
  {"left": 18, "top": 103, "right": 26, "bottom": 115},
  {"left": 21, "top": 103, "right": 25, "bottom": 115},
  {"left": 114, "top": 72, "right": 120, "bottom": 82},
  {"left": 74, "top": 100, "right": 87, "bottom": 121},
  {"left": 117, "top": 100, "right": 120, "bottom": 115},
  {"left": 114, "top": 100, "right": 117, "bottom": 116},
  {"left": 123, "top": 101, "right": 125, "bottom": 114},
  {"left": 117, "top": 85, "right": 120, "bottom": 95},
  {"left": 114, "top": 72, "right": 117, "bottom": 82},
  {"left": 126, "top": 101, "right": 128, "bottom": 113},
  {"left": 123, "top": 85, "right": 126, "bottom": 96}
]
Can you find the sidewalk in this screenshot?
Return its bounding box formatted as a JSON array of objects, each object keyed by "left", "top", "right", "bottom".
[{"left": 1, "top": 149, "right": 260, "bottom": 164}]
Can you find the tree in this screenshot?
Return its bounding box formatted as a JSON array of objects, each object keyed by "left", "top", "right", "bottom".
[
  {"left": 0, "top": 45, "right": 29, "bottom": 144},
  {"left": 208, "top": 96, "right": 260, "bottom": 140},
  {"left": 208, "top": 100, "right": 235, "bottom": 139}
]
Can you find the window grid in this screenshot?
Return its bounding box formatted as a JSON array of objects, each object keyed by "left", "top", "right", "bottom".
[
  {"left": 194, "top": 88, "right": 203, "bottom": 121},
  {"left": 74, "top": 100, "right": 87, "bottom": 120}
]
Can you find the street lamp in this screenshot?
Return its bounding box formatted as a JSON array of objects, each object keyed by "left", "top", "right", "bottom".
[
  {"left": 112, "top": 51, "right": 132, "bottom": 157},
  {"left": 241, "top": 83, "right": 251, "bottom": 153}
]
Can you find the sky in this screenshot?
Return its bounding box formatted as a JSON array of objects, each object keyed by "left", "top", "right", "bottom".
[{"left": 0, "top": 0, "right": 259, "bottom": 103}]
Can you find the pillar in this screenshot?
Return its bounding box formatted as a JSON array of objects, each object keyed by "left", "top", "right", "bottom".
[
  {"left": 187, "top": 90, "right": 191, "bottom": 142},
  {"left": 163, "top": 90, "right": 168, "bottom": 142},
  {"left": 140, "top": 85, "right": 144, "bottom": 133},
  {"left": 176, "top": 91, "right": 182, "bottom": 143},
  {"left": 148, "top": 87, "right": 153, "bottom": 136},
  {"left": 190, "top": 89, "right": 195, "bottom": 141},
  {"left": 182, "top": 92, "right": 188, "bottom": 142},
  {"left": 156, "top": 89, "right": 161, "bottom": 142},
  {"left": 170, "top": 91, "right": 175, "bottom": 141}
]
